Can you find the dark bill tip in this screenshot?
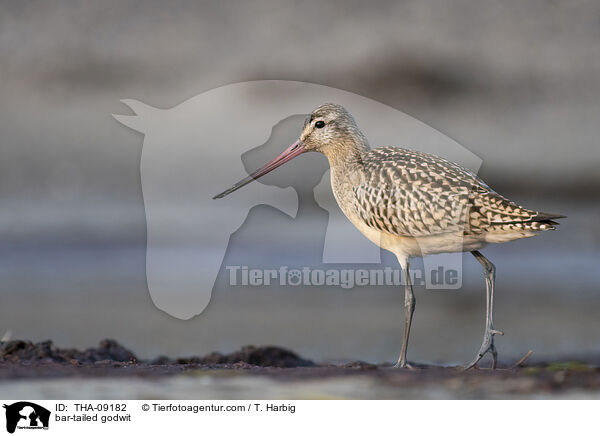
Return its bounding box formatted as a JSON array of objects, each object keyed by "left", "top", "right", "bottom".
[{"left": 213, "top": 140, "right": 305, "bottom": 199}]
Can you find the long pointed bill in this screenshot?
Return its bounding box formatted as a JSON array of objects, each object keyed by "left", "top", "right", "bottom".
[{"left": 213, "top": 140, "right": 306, "bottom": 199}]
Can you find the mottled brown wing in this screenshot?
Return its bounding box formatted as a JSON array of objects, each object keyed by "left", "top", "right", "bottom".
[{"left": 352, "top": 147, "right": 546, "bottom": 237}]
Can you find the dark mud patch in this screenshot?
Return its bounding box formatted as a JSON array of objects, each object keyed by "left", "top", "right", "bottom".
[
  {"left": 163, "top": 345, "right": 314, "bottom": 368},
  {"left": 0, "top": 339, "right": 314, "bottom": 379},
  {"left": 0, "top": 339, "right": 137, "bottom": 365}
]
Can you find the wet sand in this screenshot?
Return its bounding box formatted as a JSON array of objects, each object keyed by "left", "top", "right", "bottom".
[{"left": 1, "top": 339, "right": 599, "bottom": 400}]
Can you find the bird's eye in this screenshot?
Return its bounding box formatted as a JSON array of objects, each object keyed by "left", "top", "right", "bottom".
[{"left": 315, "top": 120, "right": 325, "bottom": 129}]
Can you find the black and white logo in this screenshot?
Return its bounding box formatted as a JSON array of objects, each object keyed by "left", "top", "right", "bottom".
[{"left": 3, "top": 402, "right": 50, "bottom": 434}]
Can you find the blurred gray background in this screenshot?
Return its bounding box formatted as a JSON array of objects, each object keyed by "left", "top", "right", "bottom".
[{"left": 0, "top": 0, "right": 599, "bottom": 365}]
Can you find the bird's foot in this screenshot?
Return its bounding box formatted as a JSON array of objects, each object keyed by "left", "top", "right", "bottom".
[
  {"left": 462, "top": 328, "right": 504, "bottom": 370},
  {"left": 393, "top": 360, "right": 414, "bottom": 369}
]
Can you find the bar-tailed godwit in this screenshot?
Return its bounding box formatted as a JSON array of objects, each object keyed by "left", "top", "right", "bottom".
[{"left": 214, "top": 103, "right": 564, "bottom": 369}]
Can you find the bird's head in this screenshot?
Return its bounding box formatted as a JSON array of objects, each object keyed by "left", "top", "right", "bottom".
[
  {"left": 213, "top": 103, "right": 366, "bottom": 199},
  {"left": 299, "top": 103, "right": 365, "bottom": 154}
]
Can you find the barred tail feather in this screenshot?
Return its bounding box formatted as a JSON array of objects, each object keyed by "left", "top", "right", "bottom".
[{"left": 491, "top": 211, "right": 566, "bottom": 232}]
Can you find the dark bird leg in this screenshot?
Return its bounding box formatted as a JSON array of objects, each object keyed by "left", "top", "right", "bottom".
[
  {"left": 395, "top": 258, "right": 415, "bottom": 368},
  {"left": 464, "top": 250, "right": 504, "bottom": 369}
]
